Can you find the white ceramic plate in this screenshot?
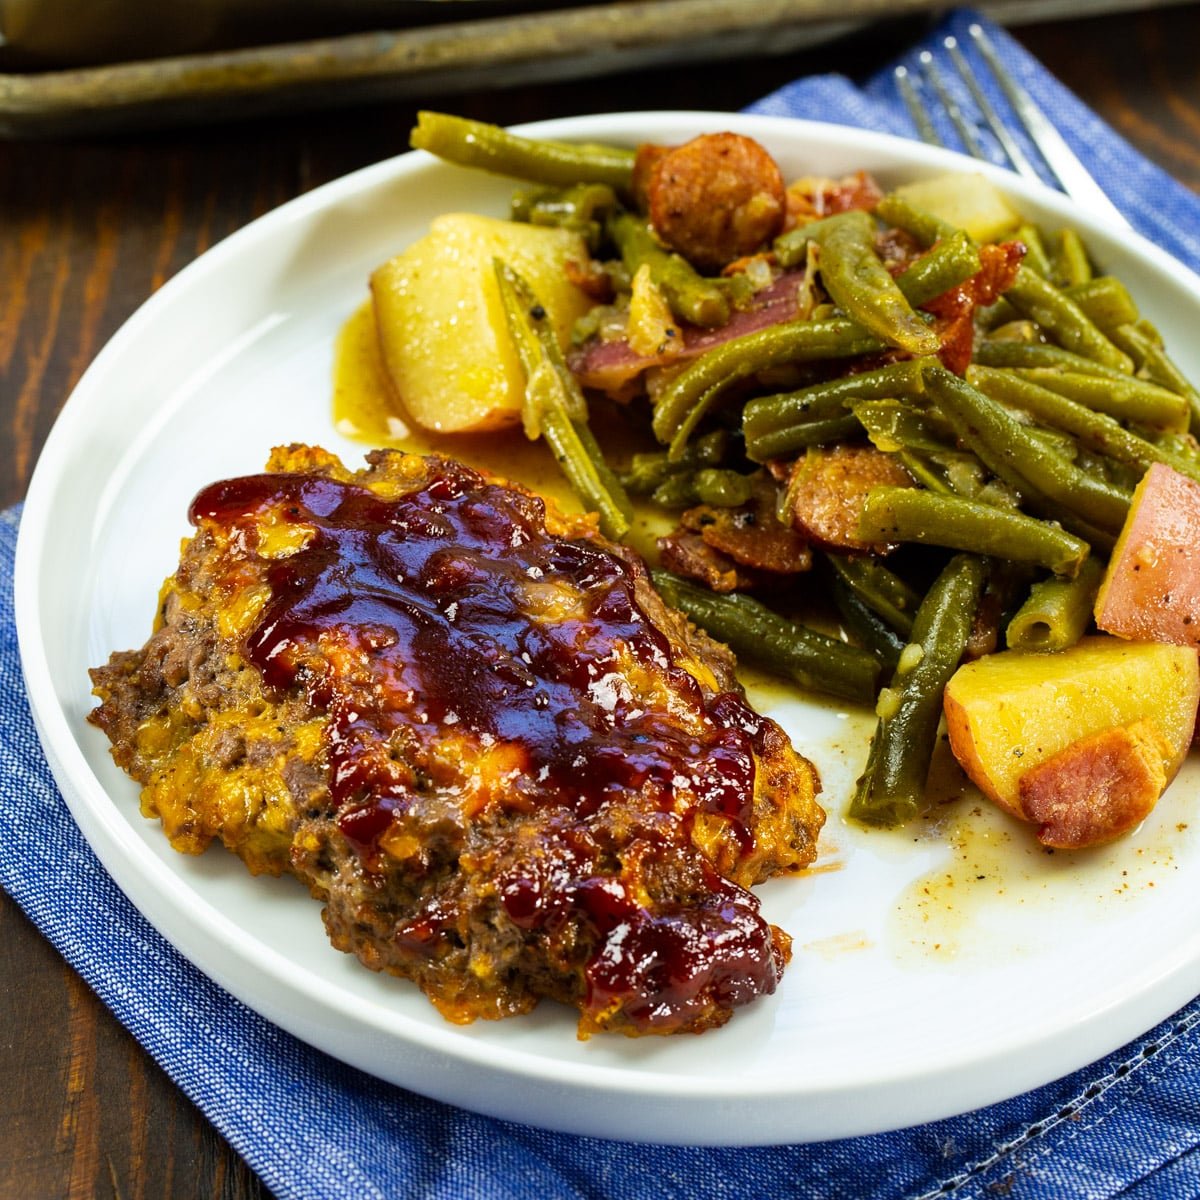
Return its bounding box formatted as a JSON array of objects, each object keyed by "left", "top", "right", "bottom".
[{"left": 16, "top": 112, "right": 1200, "bottom": 1146}]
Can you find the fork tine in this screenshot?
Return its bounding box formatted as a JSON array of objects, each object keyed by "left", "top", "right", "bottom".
[
  {"left": 894, "top": 65, "right": 941, "bottom": 148},
  {"left": 918, "top": 50, "right": 988, "bottom": 162},
  {"left": 942, "top": 35, "right": 1041, "bottom": 185},
  {"left": 965, "top": 22, "right": 1130, "bottom": 229}
]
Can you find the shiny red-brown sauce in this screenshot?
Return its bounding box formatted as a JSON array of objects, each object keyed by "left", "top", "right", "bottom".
[{"left": 190, "top": 457, "right": 783, "bottom": 1030}]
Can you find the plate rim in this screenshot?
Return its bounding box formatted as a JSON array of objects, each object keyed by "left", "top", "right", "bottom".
[{"left": 15, "top": 110, "right": 1200, "bottom": 1143}]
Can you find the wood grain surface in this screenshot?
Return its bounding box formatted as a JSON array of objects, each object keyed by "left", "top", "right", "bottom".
[{"left": 2, "top": 7, "right": 1198, "bottom": 1197}]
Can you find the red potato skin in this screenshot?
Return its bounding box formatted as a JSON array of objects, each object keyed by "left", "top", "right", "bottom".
[
  {"left": 1018, "top": 721, "right": 1171, "bottom": 849},
  {"left": 1095, "top": 463, "right": 1200, "bottom": 648}
]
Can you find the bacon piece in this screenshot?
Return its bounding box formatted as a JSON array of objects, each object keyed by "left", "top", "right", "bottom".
[
  {"left": 564, "top": 254, "right": 614, "bottom": 302},
  {"left": 681, "top": 476, "right": 811, "bottom": 576},
  {"left": 570, "top": 270, "right": 807, "bottom": 396},
  {"left": 784, "top": 171, "right": 884, "bottom": 229},
  {"left": 657, "top": 531, "right": 758, "bottom": 593},
  {"left": 920, "top": 240, "right": 1025, "bottom": 374}
]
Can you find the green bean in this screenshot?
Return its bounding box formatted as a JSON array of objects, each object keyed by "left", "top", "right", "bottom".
[
  {"left": 773, "top": 213, "right": 865, "bottom": 268},
  {"left": 511, "top": 182, "right": 616, "bottom": 221},
  {"left": 651, "top": 318, "right": 882, "bottom": 452},
  {"left": 494, "top": 260, "right": 632, "bottom": 540},
  {"left": 976, "top": 296, "right": 1021, "bottom": 332},
  {"left": 966, "top": 364, "right": 1200, "bottom": 484},
  {"left": 510, "top": 182, "right": 617, "bottom": 251},
  {"left": 895, "top": 451, "right": 956, "bottom": 496},
  {"left": 893, "top": 231, "right": 982, "bottom": 308},
  {"left": 983, "top": 319, "right": 1042, "bottom": 343},
  {"left": 745, "top": 386, "right": 851, "bottom": 433},
  {"left": 607, "top": 210, "right": 729, "bottom": 329},
  {"left": 650, "top": 470, "right": 749, "bottom": 510},
  {"left": 411, "top": 111, "right": 635, "bottom": 191},
  {"left": 744, "top": 415, "right": 863, "bottom": 459},
  {"left": 664, "top": 381, "right": 727, "bottom": 462},
  {"left": 934, "top": 453, "right": 1022, "bottom": 509},
  {"left": 1009, "top": 367, "right": 1189, "bottom": 432},
  {"left": 692, "top": 469, "right": 755, "bottom": 507},
  {"left": 1003, "top": 266, "right": 1134, "bottom": 374},
  {"left": 745, "top": 360, "right": 930, "bottom": 434},
  {"left": 742, "top": 359, "right": 930, "bottom": 461},
  {"left": 812, "top": 211, "right": 942, "bottom": 356},
  {"left": 1005, "top": 557, "right": 1105, "bottom": 653},
  {"left": 649, "top": 474, "right": 701, "bottom": 509},
  {"left": 1111, "top": 319, "right": 1178, "bottom": 371},
  {"left": 826, "top": 554, "right": 920, "bottom": 637},
  {"left": 781, "top": 221, "right": 981, "bottom": 310},
  {"left": 912, "top": 445, "right": 1024, "bottom": 504},
  {"left": 1147, "top": 432, "right": 1200, "bottom": 474},
  {"left": 1024, "top": 422, "right": 1081, "bottom": 463},
  {"left": 830, "top": 576, "right": 907, "bottom": 672},
  {"left": 778, "top": 211, "right": 955, "bottom": 349},
  {"left": 620, "top": 430, "right": 730, "bottom": 495},
  {"left": 855, "top": 409, "right": 1001, "bottom": 502},
  {"left": 924, "top": 366, "right": 1131, "bottom": 536},
  {"left": 650, "top": 570, "right": 882, "bottom": 704},
  {"left": 850, "top": 554, "right": 987, "bottom": 826},
  {"left": 858, "top": 486, "right": 1090, "bottom": 576},
  {"left": 1064, "top": 276, "right": 1139, "bottom": 333},
  {"left": 1109, "top": 321, "right": 1200, "bottom": 436},
  {"left": 850, "top": 398, "right": 955, "bottom": 456},
  {"left": 1129, "top": 317, "right": 1165, "bottom": 346},
  {"left": 1051, "top": 228, "right": 1093, "bottom": 288},
  {"left": 973, "top": 339, "right": 1130, "bottom": 380},
  {"left": 573, "top": 420, "right": 632, "bottom": 518},
  {"left": 1015, "top": 223, "right": 1053, "bottom": 278},
  {"left": 874, "top": 193, "right": 957, "bottom": 247}
]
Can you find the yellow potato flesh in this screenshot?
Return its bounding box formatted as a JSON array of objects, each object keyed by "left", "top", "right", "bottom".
[
  {"left": 893, "top": 173, "right": 1020, "bottom": 242},
  {"left": 370, "top": 214, "right": 594, "bottom": 433},
  {"left": 943, "top": 635, "right": 1199, "bottom": 817}
]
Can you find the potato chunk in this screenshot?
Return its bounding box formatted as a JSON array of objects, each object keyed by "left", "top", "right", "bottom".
[
  {"left": 370, "top": 214, "right": 594, "bottom": 433},
  {"left": 1018, "top": 721, "right": 1170, "bottom": 849},
  {"left": 891, "top": 173, "right": 1020, "bottom": 243},
  {"left": 943, "top": 636, "right": 1198, "bottom": 825},
  {"left": 1095, "top": 463, "right": 1200, "bottom": 648}
]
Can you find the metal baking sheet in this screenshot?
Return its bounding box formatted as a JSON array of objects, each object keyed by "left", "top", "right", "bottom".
[{"left": 0, "top": 0, "right": 1191, "bottom": 137}]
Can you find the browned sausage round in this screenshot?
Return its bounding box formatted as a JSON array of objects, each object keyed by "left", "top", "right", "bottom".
[{"left": 644, "top": 132, "right": 786, "bottom": 272}]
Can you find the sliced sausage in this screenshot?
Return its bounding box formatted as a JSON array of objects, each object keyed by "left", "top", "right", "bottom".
[{"left": 644, "top": 132, "right": 786, "bottom": 271}]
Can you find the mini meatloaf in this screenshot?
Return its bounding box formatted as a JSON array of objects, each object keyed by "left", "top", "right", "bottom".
[{"left": 89, "top": 445, "right": 824, "bottom": 1037}]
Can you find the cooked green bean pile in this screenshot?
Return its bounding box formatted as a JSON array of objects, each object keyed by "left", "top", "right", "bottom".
[{"left": 409, "top": 112, "right": 1200, "bottom": 827}]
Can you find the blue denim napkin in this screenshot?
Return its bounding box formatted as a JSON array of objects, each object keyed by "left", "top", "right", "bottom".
[
  {"left": 749, "top": 9, "right": 1200, "bottom": 271},
  {"left": 7, "top": 10, "right": 1200, "bottom": 1199}
]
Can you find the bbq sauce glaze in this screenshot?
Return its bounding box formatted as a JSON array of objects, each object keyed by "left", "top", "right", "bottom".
[{"left": 191, "top": 455, "right": 786, "bottom": 1033}]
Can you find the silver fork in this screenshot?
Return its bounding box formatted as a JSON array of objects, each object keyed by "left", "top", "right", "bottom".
[{"left": 894, "top": 22, "right": 1131, "bottom": 231}]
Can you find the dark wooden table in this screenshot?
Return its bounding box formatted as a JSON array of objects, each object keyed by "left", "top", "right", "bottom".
[{"left": 3, "top": 6, "right": 1199, "bottom": 1196}]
